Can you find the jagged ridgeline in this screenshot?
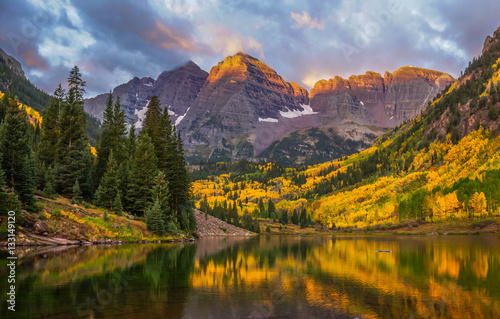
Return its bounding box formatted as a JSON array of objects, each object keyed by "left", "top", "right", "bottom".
[
  {"left": 84, "top": 52, "right": 454, "bottom": 164},
  {"left": 191, "top": 26, "right": 500, "bottom": 229}
]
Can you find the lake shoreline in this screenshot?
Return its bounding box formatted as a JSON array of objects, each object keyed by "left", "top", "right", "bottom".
[{"left": 259, "top": 217, "right": 500, "bottom": 236}]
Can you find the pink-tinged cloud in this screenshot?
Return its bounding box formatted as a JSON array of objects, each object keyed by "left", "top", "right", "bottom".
[
  {"left": 142, "top": 20, "right": 202, "bottom": 53},
  {"left": 19, "top": 45, "right": 48, "bottom": 71},
  {"left": 291, "top": 11, "right": 325, "bottom": 30}
]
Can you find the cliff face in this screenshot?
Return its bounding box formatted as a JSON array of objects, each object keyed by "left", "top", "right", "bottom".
[
  {"left": 0, "top": 48, "right": 25, "bottom": 78},
  {"left": 482, "top": 26, "right": 500, "bottom": 55},
  {"left": 179, "top": 53, "right": 313, "bottom": 161},
  {"left": 310, "top": 67, "right": 455, "bottom": 127},
  {"left": 84, "top": 61, "right": 208, "bottom": 126}
]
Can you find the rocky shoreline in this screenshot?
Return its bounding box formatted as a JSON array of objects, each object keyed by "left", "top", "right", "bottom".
[
  {"left": 1, "top": 207, "right": 255, "bottom": 247},
  {"left": 0, "top": 230, "right": 196, "bottom": 247}
]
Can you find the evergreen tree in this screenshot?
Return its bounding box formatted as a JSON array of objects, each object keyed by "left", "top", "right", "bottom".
[
  {"left": 152, "top": 171, "right": 171, "bottom": 222},
  {"left": 157, "top": 107, "right": 174, "bottom": 171},
  {"left": 280, "top": 210, "right": 288, "bottom": 225},
  {"left": 146, "top": 197, "right": 165, "bottom": 236},
  {"left": 95, "top": 152, "right": 119, "bottom": 210},
  {"left": 120, "top": 123, "right": 136, "bottom": 210},
  {"left": 56, "top": 66, "right": 92, "bottom": 198},
  {"left": 111, "top": 97, "right": 126, "bottom": 161},
  {"left": 0, "top": 154, "right": 9, "bottom": 215},
  {"left": 300, "top": 208, "right": 307, "bottom": 229},
  {"left": 71, "top": 180, "right": 83, "bottom": 204},
  {"left": 127, "top": 134, "right": 158, "bottom": 215},
  {"left": 43, "top": 167, "right": 56, "bottom": 195},
  {"left": 169, "top": 129, "right": 190, "bottom": 214},
  {"left": 93, "top": 93, "right": 114, "bottom": 188},
  {"left": 114, "top": 191, "right": 123, "bottom": 215},
  {"left": 141, "top": 95, "right": 162, "bottom": 145},
  {"left": 0, "top": 97, "right": 37, "bottom": 211},
  {"left": 38, "top": 85, "right": 64, "bottom": 167},
  {"left": 291, "top": 210, "right": 299, "bottom": 225},
  {"left": 268, "top": 200, "right": 276, "bottom": 218},
  {"left": 126, "top": 123, "right": 137, "bottom": 159}
]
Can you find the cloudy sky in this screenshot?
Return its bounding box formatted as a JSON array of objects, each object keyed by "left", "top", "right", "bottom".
[{"left": 0, "top": 0, "right": 499, "bottom": 98}]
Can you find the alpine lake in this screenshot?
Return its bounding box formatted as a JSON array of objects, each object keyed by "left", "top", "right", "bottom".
[{"left": 1, "top": 235, "right": 500, "bottom": 318}]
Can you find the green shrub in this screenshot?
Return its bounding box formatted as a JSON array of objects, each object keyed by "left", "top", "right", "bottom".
[
  {"left": 488, "top": 106, "right": 499, "bottom": 121},
  {"left": 51, "top": 209, "right": 61, "bottom": 217},
  {"left": 36, "top": 202, "right": 45, "bottom": 211},
  {"left": 265, "top": 225, "right": 271, "bottom": 233}
]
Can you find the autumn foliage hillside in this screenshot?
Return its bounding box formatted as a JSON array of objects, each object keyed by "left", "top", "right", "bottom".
[{"left": 191, "top": 26, "right": 500, "bottom": 230}]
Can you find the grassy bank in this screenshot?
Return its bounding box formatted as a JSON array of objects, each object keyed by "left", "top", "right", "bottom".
[
  {"left": 259, "top": 217, "right": 500, "bottom": 236},
  {"left": 7, "top": 197, "right": 181, "bottom": 243}
]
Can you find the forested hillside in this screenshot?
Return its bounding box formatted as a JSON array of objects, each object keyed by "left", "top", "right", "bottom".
[
  {"left": 0, "top": 48, "right": 49, "bottom": 112},
  {"left": 0, "top": 67, "right": 197, "bottom": 238},
  {"left": 191, "top": 26, "right": 500, "bottom": 230}
]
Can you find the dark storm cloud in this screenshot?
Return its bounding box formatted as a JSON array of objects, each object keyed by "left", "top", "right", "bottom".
[{"left": 0, "top": 0, "right": 499, "bottom": 98}]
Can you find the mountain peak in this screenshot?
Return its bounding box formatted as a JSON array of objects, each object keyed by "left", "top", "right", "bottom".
[
  {"left": 233, "top": 51, "right": 253, "bottom": 58},
  {"left": 389, "top": 66, "right": 455, "bottom": 87},
  {"left": 483, "top": 25, "right": 500, "bottom": 55},
  {"left": 206, "top": 52, "right": 274, "bottom": 85},
  {"left": 182, "top": 60, "right": 201, "bottom": 69},
  {"left": 0, "top": 47, "right": 25, "bottom": 78}
]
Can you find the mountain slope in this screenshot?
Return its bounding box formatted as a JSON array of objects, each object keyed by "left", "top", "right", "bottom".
[
  {"left": 179, "top": 52, "right": 314, "bottom": 161},
  {"left": 191, "top": 25, "right": 500, "bottom": 230},
  {"left": 0, "top": 48, "right": 50, "bottom": 111},
  {"left": 84, "top": 61, "right": 208, "bottom": 126}
]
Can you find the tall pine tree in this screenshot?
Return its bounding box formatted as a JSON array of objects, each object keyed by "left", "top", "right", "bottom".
[
  {"left": 0, "top": 153, "right": 11, "bottom": 215},
  {"left": 152, "top": 171, "right": 171, "bottom": 222},
  {"left": 94, "top": 94, "right": 127, "bottom": 189},
  {"left": 56, "top": 66, "right": 92, "bottom": 199},
  {"left": 169, "top": 129, "right": 190, "bottom": 215},
  {"left": 37, "top": 85, "right": 65, "bottom": 183},
  {"left": 127, "top": 133, "right": 158, "bottom": 215},
  {"left": 93, "top": 93, "right": 114, "bottom": 188},
  {"left": 0, "top": 96, "right": 37, "bottom": 211},
  {"left": 95, "top": 152, "right": 119, "bottom": 210}
]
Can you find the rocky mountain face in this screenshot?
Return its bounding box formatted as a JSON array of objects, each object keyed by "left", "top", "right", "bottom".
[
  {"left": 84, "top": 61, "right": 208, "bottom": 127},
  {"left": 0, "top": 48, "right": 51, "bottom": 111},
  {"left": 84, "top": 52, "right": 454, "bottom": 163},
  {"left": 178, "top": 52, "right": 314, "bottom": 161},
  {"left": 0, "top": 48, "right": 25, "bottom": 79},
  {"left": 310, "top": 67, "right": 455, "bottom": 128}
]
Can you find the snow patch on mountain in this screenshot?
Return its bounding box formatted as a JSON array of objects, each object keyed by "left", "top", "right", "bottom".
[
  {"left": 175, "top": 107, "right": 190, "bottom": 126},
  {"left": 258, "top": 117, "right": 278, "bottom": 123},
  {"left": 279, "top": 104, "right": 318, "bottom": 118},
  {"left": 134, "top": 102, "right": 149, "bottom": 129}
]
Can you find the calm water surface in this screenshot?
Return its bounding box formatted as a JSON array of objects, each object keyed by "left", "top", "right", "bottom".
[{"left": 1, "top": 235, "right": 500, "bottom": 318}]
